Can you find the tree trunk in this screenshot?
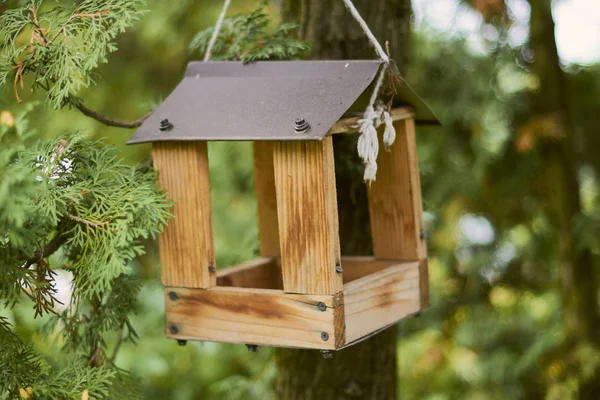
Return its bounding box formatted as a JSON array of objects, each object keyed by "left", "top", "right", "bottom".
[
  {"left": 276, "top": 2, "right": 412, "bottom": 399},
  {"left": 527, "top": 1, "right": 600, "bottom": 396},
  {"left": 527, "top": 0, "right": 600, "bottom": 343}
]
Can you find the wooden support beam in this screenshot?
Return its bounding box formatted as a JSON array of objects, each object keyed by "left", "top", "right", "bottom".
[
  {"left": 343, "top": 261, "right": 421, "bottom": 344},
  {"left": 328, "top": 107, "right": 415, "bottom": 135},
  {"left": 253, "top": 142, "right": 281, "bottom": 257},
  {"left": 367, "top": 118, "right": 427, "bottom": 260},
  {"left": 165, "top": 287, "right": 338, "bottom": 350},
  {"left": 273, "top": 136, "right": 343, "bottom": 295},
  {"left": 152, "top": 142, "right": 216, "bottom": 288}
]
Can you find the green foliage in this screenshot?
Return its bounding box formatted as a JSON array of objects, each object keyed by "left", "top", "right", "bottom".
[
  {"left": 0, "top": 107, "right": 169, "bottom": 398},
  {"left": 0, "top": 0, "right": 145, "bottom": 108},
  {"left": 189, "top": 1, "right": 310, "bottom": 63}
]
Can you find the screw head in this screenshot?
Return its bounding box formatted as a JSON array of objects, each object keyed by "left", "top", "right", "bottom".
[
  {"left": 246, "top": 344, "right": 258, "bottom": 353},
  {"left": 177, "top": 340, "right": 187, "bottom": 346},
  {"left": 321, "top": 350, "right": 333, "bottom": 360},
  {"left": 160, "top": 119, "right": 174, "bottom": 132},
  {"left": 168, "top": 291, "right": 178, "bottom": 301},
  {"left": 294, "top": 118, "right": 310, "bottom": 133},
  {"left": 335, "top": 264, "right": 343, "bottom": 273},
  {"left": 169, "top": 325, "right": 179, "bottom": 335},
  {"left": 321, "top": 332, "right": 329, "bottom": 341},
  {"left": 317, "top": 302, "right": 327, "bottom": 312}
]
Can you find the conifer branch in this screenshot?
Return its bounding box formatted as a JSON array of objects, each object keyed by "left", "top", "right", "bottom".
[
  {"left": 66, "top": 213, "right": 111, "bottom": 227},
  {"left": 74, "top": 101, "right": 150, "bottom": 129}
]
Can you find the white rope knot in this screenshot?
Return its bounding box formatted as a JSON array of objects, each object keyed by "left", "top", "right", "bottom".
[
  {"left": 382, "top": 107, "right": 396, "bottom": 150},
  {"left": 357, "top": 106, "right": 381, "bottom": 182}
]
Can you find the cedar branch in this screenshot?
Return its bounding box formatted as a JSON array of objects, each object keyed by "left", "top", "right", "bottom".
[{"left": 74, "top": 101, "right": 150, "bottom": 129}]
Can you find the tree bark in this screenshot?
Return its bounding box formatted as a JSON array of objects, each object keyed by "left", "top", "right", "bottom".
[
  {"left": 527, "top": 0, "right": 600, "bottom": 343},
  {"left": 276, "top": 1, "right": 412, "bottom": 399},
  {"left": 527, "top": 2, "right": 600, "bottom": 396}
]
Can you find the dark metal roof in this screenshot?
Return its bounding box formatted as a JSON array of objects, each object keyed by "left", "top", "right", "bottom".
[{"left": 128, "top": 60, "right": 438, "bottom": 144}]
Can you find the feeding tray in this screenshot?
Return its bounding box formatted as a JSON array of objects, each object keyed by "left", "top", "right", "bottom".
[{"left": 128, "top": 60, "right": 436, "bottom": 351}]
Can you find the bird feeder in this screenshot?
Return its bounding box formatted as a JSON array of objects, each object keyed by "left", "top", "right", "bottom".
[{"left": 128, "top": 60, "right": 438, "bottom": 351}]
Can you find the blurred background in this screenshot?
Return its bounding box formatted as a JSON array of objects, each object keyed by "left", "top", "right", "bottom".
[{"left": 2, "top": 0, "right": 600, "bottom": 398}]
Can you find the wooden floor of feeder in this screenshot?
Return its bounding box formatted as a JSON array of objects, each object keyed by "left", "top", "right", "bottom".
[{"left": 164, "top": 256, "right": 427, "bottom": 350}]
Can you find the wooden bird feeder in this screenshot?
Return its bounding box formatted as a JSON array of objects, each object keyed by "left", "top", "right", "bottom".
[{"left": 128, "top": 60, "right": 438, "bottom": 351}]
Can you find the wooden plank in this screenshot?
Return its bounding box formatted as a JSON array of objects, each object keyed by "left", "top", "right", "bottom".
[
  {"left": 328, "top": 107, "right": 415, "bottom": 135},
  {"left": 344, "top": 261, "right": 421, "bottom": 343},
  {"left": 367, "top": 118, "right": 426, "bottom": 260},
  {"left": 273, "top": 136, "right": 343, "bottom": 295},
  {"left": 153, "top": 142, "right": 216, "bottom": 288},
  {"left": 340, "top": 256, "right": 398, "bottom": 283},
  {"left": 165, "top": 287, "right": 337, "bottom": 350},
  {"left": 217, "top": 257, "right": 282, "bottom": 290},
  {"left": 253, "top": 142, "right": 280, "bottom": 257},
  {"left": 419, "top": 258, "right": 430, "bottom": 309}
]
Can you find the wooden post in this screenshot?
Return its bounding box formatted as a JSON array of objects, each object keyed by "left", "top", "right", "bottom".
[
  {"left": 253, "top": 142, "right": 281, "bottom": 257},
  {"left": 152, "top": 142, "right": 216, "bottom": 288},
  {"left": 273, "top": 136, "right": 343, "bottom": 295},
  {"left": 367, "top": 118, "right": 427, "bottom": 261}
]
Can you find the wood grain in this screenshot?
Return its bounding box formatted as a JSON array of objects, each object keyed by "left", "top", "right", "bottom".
[
  {"left": 367, "top": 118, "right": 427, "bottom": 260},
  {"left": 273, "top": 136, "right": 343, "bottom": 295},
  {"left": 253, "top": 142, "right": 281, "bottom": 257},
  {"left": 217, "top": 257, "right": 282, "bottom": 290},
  {"left": 165, "top": 287, "right": 337, "bottom": 349},
  {"left": 419, "top": 258, "right": 430, "bottom": 309},
  {"left": 343, "top": 261, "right": 421, "bottom": 343},
  {"left": 328, "top": 107, "right": 415, "bottom": 135},
  {"left": 153, "top": 142, "right": 216, "bottom": 288},
  {"left": 340, "top": 256, "right": 399, "bottom": 283}
]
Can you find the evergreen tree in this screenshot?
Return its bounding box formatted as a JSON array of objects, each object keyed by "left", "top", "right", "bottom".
[{"left": 0, "top": 1, "right": 170, "bottom": 398}]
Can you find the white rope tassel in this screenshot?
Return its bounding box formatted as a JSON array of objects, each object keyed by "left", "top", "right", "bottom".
[
  {"left": 357, "top": 105, "right": 380, "bottom": 182},
  {"left": 204, "top": 0, "right": 232, "bottom": 62},
  {"left": 356, "top": 65, "right": 389, "bottom": 182},
  {"left": 341, "top": 0, "right": 389, "bottom": 63},
  {"left": 382, "top": 109, "right": 396, "bottom": 149}
]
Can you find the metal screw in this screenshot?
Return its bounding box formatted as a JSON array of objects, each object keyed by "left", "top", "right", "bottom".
[
  {"left": 294, "top": 118, "right": 310, "bottom": 133},
  {"left": 246, "top": 344, "right": 258, "bottom": 353},
  {"left": 335, "top": 263, "right": 343, "bottom": 274},
  {"left": 208, "top": 263, "right": 216, "bottom": 273},
  {"left": 177, "top": 340, "right": 187, "bottom": 346},
  {"left": 320, "top": 350, "right": 333, "bottom": 360},
  {"left": 321, "top": 332, "right": 329, "bottom": 341},
  {"left": 168, "top": 291, "right": 178, "bottom": 301},
  {"left": 317, "top": 302, "right": 327, "bottom": 312},
  {"left": 169, "top": 325, "right": 179, "bottom": 334},
  {"left": 420, "top": 230, "right": 426, "bottom": 240},
  {"left": 160, "top": 119, "right": 174, "bottom": 132}
]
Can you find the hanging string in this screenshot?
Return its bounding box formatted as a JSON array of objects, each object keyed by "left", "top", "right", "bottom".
[
  {"left": 204, "top": 0, "right": 232, "bottom": 62},
  {"left": 342, "top": 0, "right": 397, "bottom": 183},
  {"left": 341, "top": 0, "right": 389, "bottom": 63}
]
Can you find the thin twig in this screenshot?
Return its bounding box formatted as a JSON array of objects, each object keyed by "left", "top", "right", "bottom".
[
  {"left": 74, "top": 101, "right": 150, "bottom": 129},
  {"left": 13, "top": 62, "right": 24, "bottom": 103},
  {"left": 47, "top": 9, "right": 110, "bottom": 46},
  {"left": 30, "top": 6, "right": 48, "bottom": 45},
  {"left": 66, "top": 213, "right": 110, "bottom": 227},
  {"left": 109, "top": 326, "right": 124, "bottom": 365},
  {"left": 26, "top": 231, "right": 68, "bottom": 268}
]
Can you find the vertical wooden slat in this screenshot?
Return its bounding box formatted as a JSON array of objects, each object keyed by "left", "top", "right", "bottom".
[
  {"left": 273, "top": 137, "right": 343, "bottom": 295},
  {"left": 367, "top": 118, "right": 427, "bottom": 260},
  {"left": 253, "top": 142, "right": 280, "bottom": 257},
  {"left": 152, "top": 142, "right": 216, "bottom": 288}
]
